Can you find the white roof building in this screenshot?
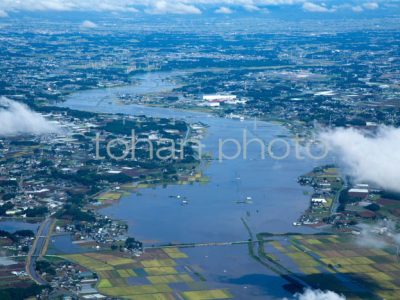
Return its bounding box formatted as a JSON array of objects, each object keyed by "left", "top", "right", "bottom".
[
  {"left": 311, "top": 197, "right": 327, "bottom": 203},
  {"left": 203, "top": 94, "right": 237, "bottom": 101},
  {"left": 349, "top": 188, "right": 369, "bottom": 194}
]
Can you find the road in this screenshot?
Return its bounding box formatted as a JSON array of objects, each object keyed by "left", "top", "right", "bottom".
[
  {"left": 146, "top": 240, "right": 261, "bottom": 250},
  {"left": 330, "top": 184, "right": 347, "bottom": 215},
  {"left": 26, "top": 218, "right": 54, "bottom": 285}
]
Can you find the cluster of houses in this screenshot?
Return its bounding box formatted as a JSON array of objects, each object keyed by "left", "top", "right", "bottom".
[{"left": 57, "top": 216, "right": 129, "bottom": 249}]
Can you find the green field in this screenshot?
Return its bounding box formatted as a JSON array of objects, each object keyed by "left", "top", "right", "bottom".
[
  {"left": 262, "top": 234, "right": 400, "bottom": 300},
  {"left": 63, "top": 249, "right": 232, "bottom": 299}
]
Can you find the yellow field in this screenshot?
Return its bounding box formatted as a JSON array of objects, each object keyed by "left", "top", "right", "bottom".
[
  {"left": 306, "top": 239, "right": 323, "bottom": 245},
  {"left": 270, "top": 241, "right": 286, "bottom": 252},
  {"left": 182, "top": 289, "right": 232, "bottom": 300},
  {"left": 338, "top": 264, "right": 377, "bottom": 273},
  {"left": 144, "top": 267, "right": 178, "bottom": 276},
  {"left": 62, "top": 249, "right": 232, "bottom": 299},
  {"left": 147, "top": 274, "right": 193, "bottom": 284},
  {"left": 294, "top": 259, "right": 320, "bottom": 267},
  {"left": 321, "top": 257, "right": 375, "bottom": 266},
  {"left": 97, "top": 192, "right": 123, "bottom": 202},
  {"left": 100, "top": 284, "right": 172, "bottom": 296},
  {"left": 377, "top": 290, "right": 400, "bottom": 300},
  {"left": 98, "top": 279, "right": 113, "bottom": 288},
  {"left": 64, "top": 253, "right": 136, "bottom": 270},
  {"left": 299, "top": 267, "right": 321, "bottom": 275},
  {"left": 137, "top": 184, "right": 155, "bottom": 189},
  {"left": 117, "top": 269, "right": 138, "bottom": 277},
  {"left": 163, "top": 248, "right": 188, "bottom": 259},
  {"left": 263, "top": 234, "right": 400, "bottom": 299},
  {"left": 141, "top": 259, "right": 177, "bottom": 268},
  {"left": 123, "top": 293, "right": 175, "bottom": 300},
  {"left": 86, "top": 253, "right": 135, "bottom": 266},
  {"left": 63, "top": 254, "right": 114, "bottom": 271},
  {"left": 324, "top": 167, "right": 338, "bottom": 174}
]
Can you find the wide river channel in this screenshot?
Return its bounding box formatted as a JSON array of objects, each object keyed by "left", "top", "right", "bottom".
[{"left": 60, "top": 72, "right": 330, "bottom": 299}]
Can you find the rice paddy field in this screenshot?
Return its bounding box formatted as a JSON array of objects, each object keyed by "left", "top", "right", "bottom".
[
  {"left": 62, "top": 248, "right": 232, "bottom": 299},
  {"left": 261, "top": 234, "right": 400, "bottom": 300}
]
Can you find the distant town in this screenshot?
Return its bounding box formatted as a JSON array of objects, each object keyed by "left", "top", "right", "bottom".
[{"left": 0, "top": 12, "right": 400, "bottom": 300}]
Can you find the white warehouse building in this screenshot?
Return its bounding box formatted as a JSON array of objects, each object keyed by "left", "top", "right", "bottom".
[{"left": 203, "top": 94, "right": 237, "bottom": 101}]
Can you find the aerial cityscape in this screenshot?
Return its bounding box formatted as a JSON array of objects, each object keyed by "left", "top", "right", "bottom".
[{"left": 0, "top": 1, "right": 400, "bottom": 300}]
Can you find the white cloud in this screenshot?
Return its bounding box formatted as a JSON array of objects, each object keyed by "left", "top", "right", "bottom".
[
  {"left": 363, "top": 2, "right": 379, "bottom": 10},
  {"left": 80, "top": 20, "right": 98, "bottom": 29},
  {"left": 145, "top": 1, "right": 202, "bottom": 14},
  {"left": 292, "top": 289, "right": 346, "bottom": 300},
  {"left": 0, "top": 97, "right": 59, "bottom": 137},
  {"left": 243, "top": 4, "right": 260, "bottom": 12},
  {"left": 0, "top": 9, "right": 8, "bottom": 17},
  {"left": 215, "top": 6, "right": 234, "bottom": 14},
  {"left": 356, "top": 220, "right": 400, "bottom": 249},
  {"left": 302, "top": 2, "right": 335, "bottom": 13},
  {"left": 356, "top": 222, "right": 390, "bottom": 249},
  {"left": 96, "top": 2, "right": 138, "bottom": 12},
  {"left": 320, "top": 126, "right": 400, "bottom": 193},
  {"left": 351, "top": 5, "right": 364, "bottom": 12},
  {"left": 0, "top": 0, "right": 74, "bottom": 12},
  {"left": 0, "top": 0, "right": 296, "bottom": 15},
  {"left": 0, "top": 0, "right": 138, "bottom": 13},
  {"left": 0, "top": 1, "right": 387, "bottom": 15}
]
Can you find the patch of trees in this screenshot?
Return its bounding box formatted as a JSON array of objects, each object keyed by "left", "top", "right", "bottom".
[
  {"left": 72, "top": 134, "right": 87, "bottom": 142},
  {"left": 13, "top": 230, "right": 35, "bottom": 238},
  {"left": 366, "top": 203, "right": 380, "bottom": 212},
  {"left": 125, "top": 237, "right": 143, "bottom": 251},
  {"left": 1, "top": 193, "right": 16, "bottom": 201},
  {"left": 100, "top": 120, "right": 140, "bottom": 135},
  {"left": 55, "top": 204, "right": 96, "bottom": 222},
  {"left": 35, "top": 260, "right": 56, "bottom": 276},
  {"left": 0, "top": 229, "right": 35, "bottom": 242},
  {"left": 0, "top": 284, "right": 44, "bottom": 300},
  {"left": 25, "top": 206, "right": 48, "bottom": 218},
  {"left": 101, "top": 119, "right": 187, "bottom": 136},
  {"left": 0, "top": 201, "right": 14, "bottom": 216},
  {"left": 10, "top": 140, "right": 39, "bottom": 147},
  {"left": 38, "top": 160, "right": 54, "bottom": 168},
  {"left": 0, "top": 180, "right": 18, "bottom": 188},
  {"left": 51, "top": 168, "right": 133, "bottom": 187},
  {"left": 380, "top": 191, "right": 400, "bottom": 201},
  {"left": 35, "top": 105, "right": 97, "bottom": 119}
]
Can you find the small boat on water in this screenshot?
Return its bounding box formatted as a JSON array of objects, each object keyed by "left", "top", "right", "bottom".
[
  {"left": 169, "top": 195, "right": 185, "bottom": 199},
  {"left": 236, "top": 196, "right": 253, "bottom": 204}
]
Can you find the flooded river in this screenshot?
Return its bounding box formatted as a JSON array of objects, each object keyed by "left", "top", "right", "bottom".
[{"left": 60, "top": 72, "right": 330, "bottom": 299}]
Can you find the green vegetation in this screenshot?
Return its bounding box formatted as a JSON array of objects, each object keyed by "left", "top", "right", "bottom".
[
  {"left": 35, "top": 260, "right": 56, "bottom": 276},
  {"left": 62, "top": 248, "right": 231, "bottom": 299},
  {"left": 0, "top": 285, "right": 44, "bottom": 300},
  {"left": 55, "top": 204, "right": 96, "bottom": 222},
  {"left": 260, "top": 234, "right": 400, "bottom": 300},
  {"left": 0, "top": 229, "right": 35, "bottom": 243}
]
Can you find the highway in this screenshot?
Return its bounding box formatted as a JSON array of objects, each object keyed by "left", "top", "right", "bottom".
[{"left": 26, "top": 218, "right": 54, "bottom": 285}]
